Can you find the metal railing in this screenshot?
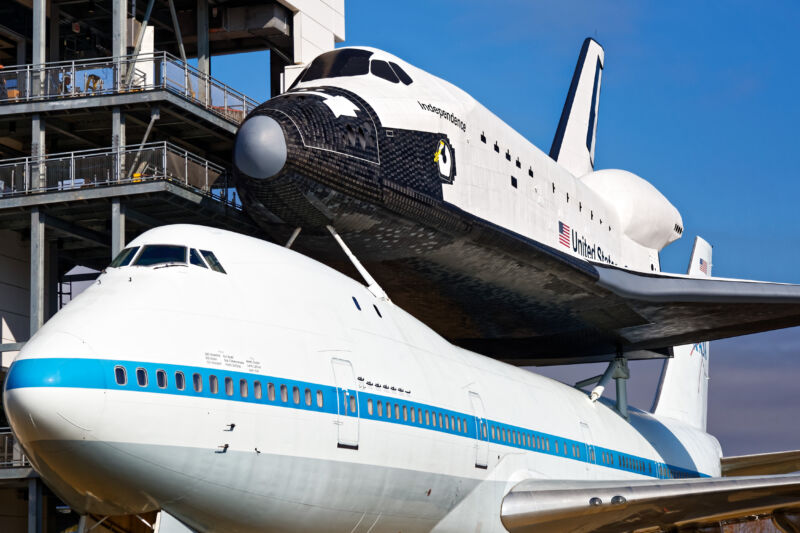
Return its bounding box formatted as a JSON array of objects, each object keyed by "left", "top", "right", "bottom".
[
  {"left": 0, "top": 427, "right": 29, "bottom": 468},
  {"left": 0, "top": 141, "right": 241, "bottom": 208},
  {"left": 0, "top": 51, "right": 259, "bottom": 124}
]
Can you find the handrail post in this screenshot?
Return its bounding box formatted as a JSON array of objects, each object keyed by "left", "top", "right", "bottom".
[
  {"left": 70, "top": 60, "right": 75, "bottom": 96},
  {"left": 70, "top": 151, "right": 75, "bottom": 188},
  {"left": 204, "top": 159, "right": 208, "bottom": 192},
  {"left": 162, "top": 142, "right": 167, "bottom": 179},
  {"left": 26, "top": 65, "right": 31, "bottom": 100}
]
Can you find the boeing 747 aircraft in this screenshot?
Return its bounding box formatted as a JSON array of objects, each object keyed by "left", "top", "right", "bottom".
[
  {"left": 5, "top": 224, "right": 800, "bottom": 533},
  {"left": 232, "top": 40, "right": 800, "bottom": 364}
]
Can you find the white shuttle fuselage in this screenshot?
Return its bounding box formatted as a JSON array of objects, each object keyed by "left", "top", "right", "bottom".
[{"left": 4, "top": 225, "right": 720, "bottom": 533}]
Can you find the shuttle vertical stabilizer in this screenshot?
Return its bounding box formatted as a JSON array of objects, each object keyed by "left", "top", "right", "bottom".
[{"left": 549, "top": 38, "right": 604, "bottom": 177}]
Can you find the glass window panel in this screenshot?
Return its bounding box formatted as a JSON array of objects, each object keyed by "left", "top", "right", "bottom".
[
  {"left": 209, "top": 375, "right": 218, "bottom": 394},
  {"left": 199, "top": 250, "right": 226, "bottom": 273},
  {"left": 190, "top": 248, "right": 208, "bottom": 268},
  {"left": 370, "top": 60, "right": 399, "bottom": 83},
  {"left": 136, "top": 368, "right": 147, "bottom": 387},
  {"left": 193, "top": 373, "right": 203, "bottom": 392},
  {"left": 156, "top": 369, "right": 167, "bottom": 389},
  {"left": 316, "top": 390, "right": 323, "bottom": 408},
  {"left": 240, "top": 379, "right": 248, "bottom": 398},
  {"left": 114, "top": 366, "right": 127, "bottom": 385},
  {"left": 133, "top": 245, "right": 187, "bottom": 266},
  {"left": 254, "top": 381, "right": 262, "bottom": 399},
  {"left": 280, "top": 384, "right": 287, "bottom": 402},
  {"left": 305, "top": 388, "right": 312, "bottom": 406},
  {"left": 268, "top": 383, "right": 275, "bottom": 401},
  {"left": 109, "top": 247, "right": 139, "bottom": 268},
  {"left": 175, "top": 371, "right": 185, "bottom": 391}
]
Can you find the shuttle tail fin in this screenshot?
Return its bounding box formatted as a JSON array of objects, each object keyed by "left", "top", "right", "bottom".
[
  {"left": 549, "top": 38, "right": 604, "bottom": 177},
  {"left": 652, "top": 237, "right": 713, "bottom": 430}
]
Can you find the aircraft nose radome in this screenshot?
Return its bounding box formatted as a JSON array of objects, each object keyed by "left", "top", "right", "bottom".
[
  {"left": 4, "top": 343, "right": 106, "bottom": 449},
  {"left": 234, "top": 114, "right": 287, "bottom": 179}
]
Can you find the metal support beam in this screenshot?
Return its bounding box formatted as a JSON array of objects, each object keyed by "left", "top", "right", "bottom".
[
  {"left": 197, "top": 0, "right": 210, "bottom": 104},
  {"left": 27, "top": 478, "right": 42, "bottom": 533},
  {"left": 112, "top": 108, "right": 126, "bottom": 177},
  {"left": 326, "top": 225, "right": 389, "bottom": 301},
  {"left": 112, "top": 198, "right": 126, "bottom": 258},
  {"left": 128, "top": 106, "right": 160, "bottom": 178},
  {"left": 47, "top": 240, "right": 58, "bottom": 318},
  {"left": 30, "top": 208, "right": 45, "bottom": 336},
  {"left": 43, "top": 213, "right": 110, "bottom": 248},
  {"left": 613, "top": 357, "right": 630, "bottom": 419},
  {"left": 31, "top": 0, "right": 46, "bottom": 190},
  {"left": 125, "top": 206, "right": 163, "bottom": 229},
  {"left": 588, "top": 359, "right": 620, "bottom": 402},
  {"left": 0, "top": 342, "right": 25, "bottom": 353},
  {"left": 285, "top": 227, "right": 301, "bottom": 248}
]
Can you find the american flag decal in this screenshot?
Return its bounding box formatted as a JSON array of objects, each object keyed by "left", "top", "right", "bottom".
[
  {"left": 699, "top": 258, "right": 709, "bottom": 275},
  {"left": 558, "top": 221, "right": 570, "bottom": 248}
]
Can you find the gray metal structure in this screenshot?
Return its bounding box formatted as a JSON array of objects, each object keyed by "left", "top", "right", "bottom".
[{"left": 0, "top": 0, "right": 316, "bottom": 530}]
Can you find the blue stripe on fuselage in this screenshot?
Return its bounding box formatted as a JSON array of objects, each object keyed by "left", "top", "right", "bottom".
[{"left": 4, "top": 357, "right": 708, "bottom": 479}]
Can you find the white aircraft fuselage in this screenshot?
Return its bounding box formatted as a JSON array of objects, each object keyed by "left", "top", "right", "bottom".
[{"left": 4, "top": 225, "right": 721, "bottom": 533}]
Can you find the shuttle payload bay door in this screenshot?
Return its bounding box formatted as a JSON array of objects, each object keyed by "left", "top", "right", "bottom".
[
  {"left": 469, "top": 391, "right": 489, "bottom": 469},
  {"left": 331, "top": 358, "right": 360, "bottom": 450}
]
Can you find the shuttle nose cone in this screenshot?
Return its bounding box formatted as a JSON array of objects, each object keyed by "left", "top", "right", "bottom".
[{"left": 234, "top": 115, "right": 287, "bottom": 179}]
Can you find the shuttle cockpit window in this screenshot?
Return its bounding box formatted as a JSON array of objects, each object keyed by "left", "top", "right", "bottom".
[
  {"left": 370, "top": 60, "right": 399, "bottom": 83},
  {"left": 301, "top": 49, "right": 373, "bottom": 83},
  {"left": 133, "top": 245, "right": 187, "bottom": 267},
  {"left": 109, "top": 246, "right": 139, "bottom": 268},
  {"left": 389, "top": 62, "right": 413, "bottom": 85}
]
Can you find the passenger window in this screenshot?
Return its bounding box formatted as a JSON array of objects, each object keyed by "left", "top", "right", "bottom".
[
  {"left": 190, "top": 249, "right": 208, "bottom": 268},
  {"left": 482, "top": 423, "right": 487, "bottom": 439},
  {"left": 156, "top": 369, "right": 167, "bottom": 388},
  {"left": 349, "top": 395, "right": 356, "bottom": 413},
  {"left": 438, "top": 413, "right": 443, "bottom": 427},
  {"left": 199, "top": 250, "right": 226, "bottom": 274},
  {"left": 317, "top": 390, "right": 323, "bottom": 408},
  {"left": 352, "top": 297, "right": 361, "bottom": 310},
  {"left": 209, "top": 375, "right": 219, "bottom": 394},
  {"left": 224, "top": 377, "right": 233, "bottom": 396},
  {"left": 371, "top": 60, "right": 399, "bottom": 83},
  {"left": 555, "top": 441, "right": 559, "bottom": 454},
  {"left": 254, "top": 381, "right": 262, "bottom": 399},
  {"left": 305, "top": 388, "right": 312, "bottom": 406},
  {"left": 386, "top": 402, "right": 392, "bottom": 418},
  {"left": 280, "top": 384, "right": 288, "bottom": 402},
  {"left": 410, "top": 407, "right": 416, "bottom": 423},
  {"left": 175, "top": 371, "right": 185, "bottom": 390},
  {"left": 109, "top": 247, "right": 139, "bottom": 268},
  {"left": 389, "top": 62, "right": 413, "bottom": 85},
  {"left": 240, "top": 379, "right": 248, "bottom": 398},
  {"left": 418, "top": 408, "right": 423, "bottom": 423},
  {"left": 491, "top": 426, "right": 496, "bottom": 440},
  {"left": 444, "top": 415, "right": 449, "bottom": 430},
  {"left": 403, "top": 405, "right": 408, "bottom": 421},
  {"left": 377, "top": 401, "right": 383, "bottom": 417},
  {"left": 193, "top": 373, "right": 203, "bottom": 392},
  {"left": 133, "top": 245, "right": 187, "bottom": 266},
  {"left": 368, "top": 399, "right": 374, "bottom": 415},
  {"left": 450, "top": 416, "right": 455, "bottom": 430},
  {"left": 425, "top": 410, "right": 430, "bottom": 425},
  {"left": 136, "top": 367, "right": 147, "bottom": 387},
  {"left": 268, "top": 382, "right": 275, "bottom": 401},
  {"left": 114, "top": 366, "right": 127, "bottom": 385},
  {"left": 292, "top": 386, "right": 300, "bottom": 404},
  {"left": 395, "top": 404, "right": 400, "bottom": 420}
]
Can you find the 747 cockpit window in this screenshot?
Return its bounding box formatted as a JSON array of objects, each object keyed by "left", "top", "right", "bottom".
[
  {"left": 199, "top": 250, "right": 226, "bottom": 274},
  {"left": 109, "top": 247, "right": 139, "bottom": 268},
  {"left": 133, "top": 245, "right": 187, "bottom": 266}
]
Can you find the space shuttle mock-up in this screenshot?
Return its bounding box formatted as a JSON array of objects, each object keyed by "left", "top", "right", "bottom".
[{"left": 233, "top": 40, "right": 800, "bottom": 365}]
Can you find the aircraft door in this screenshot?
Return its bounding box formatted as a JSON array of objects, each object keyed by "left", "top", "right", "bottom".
[
  {"left": 468, "top": 392, "right": 489, "bottom": 469},
  {"left": 331, "top": 358, "right": 359, "bottom": 449},
  {"left": 579, "top": 421, "right": 596, "bottom": 477}
]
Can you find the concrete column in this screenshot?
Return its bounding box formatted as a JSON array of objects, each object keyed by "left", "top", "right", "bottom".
[
  {"left": 27, "top": 478, "right": 42, "bottom": 533},
  {"left": 30, "top": 208, "right": 44, "bottom": 343},
  {"left": 197, "top": 0, "right": 209, "bottom": 104},
  {"left": 111, "top": 198, "right": 125, "bottom": 258}
]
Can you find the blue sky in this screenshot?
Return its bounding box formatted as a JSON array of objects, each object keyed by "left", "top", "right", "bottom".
[{"left": 212, "top": 1, "right": 800, "bottom": 454}]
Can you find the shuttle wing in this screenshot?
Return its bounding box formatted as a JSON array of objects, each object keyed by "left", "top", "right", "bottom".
[
  {"left": 501, "top": 475, "right": 800, "bottom": 532},
  {"left": 436, "top": 225, "right": 800, "bottom": 365}
]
